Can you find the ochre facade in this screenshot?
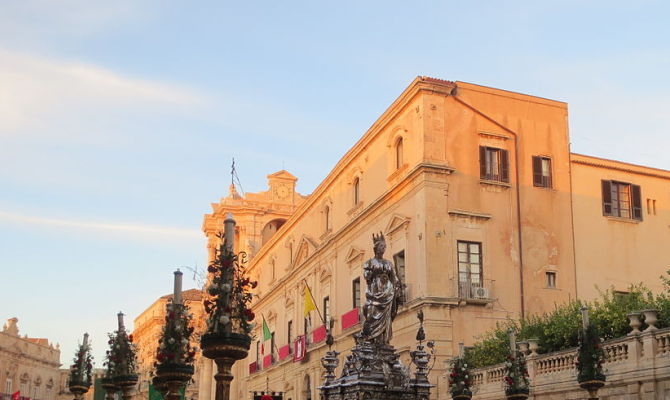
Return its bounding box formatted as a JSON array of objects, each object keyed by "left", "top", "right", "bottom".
[
  {"left": 132, "top": 289, "right": 205, "bottom": 400},
  {"left": 198, "top": 77, "right": 670, "bottom": 400},
  {"left": 0, "top": 318, "right": 61, "bottom": 400}
]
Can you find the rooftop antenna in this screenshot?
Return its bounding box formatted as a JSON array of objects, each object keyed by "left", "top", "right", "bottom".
[{"left": 231, "top": 158, "right": 245, "bottom": 197}]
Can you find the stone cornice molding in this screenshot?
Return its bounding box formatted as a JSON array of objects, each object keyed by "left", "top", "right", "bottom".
[
  {"left": 247, "top": 77, "right": 457, "bottom": 267},
  {"left": 571, "top": 153, "right": 670, "bottom": 181}
]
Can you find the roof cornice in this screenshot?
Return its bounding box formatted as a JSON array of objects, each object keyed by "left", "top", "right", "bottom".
[{"left": 247, "top": 77, "right": 456, "bottom": 267}]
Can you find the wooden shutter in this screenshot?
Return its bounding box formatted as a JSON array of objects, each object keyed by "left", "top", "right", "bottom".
[
  {"left": 601, "top": 180, "right": 612, "bottom": 216},
  {"left": 632, "top": 184, "right": 642, "bottom": 220},
  {"left": 479, "top": 146, "right": 486, "bottom": 179},
  {"left": 501, "top": 149, "right": 510, "bottom": 182},
  {"left": 532, "top": 156, "right": 542, "bottom": 187}
]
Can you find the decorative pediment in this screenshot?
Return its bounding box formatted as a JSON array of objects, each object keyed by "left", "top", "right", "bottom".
[
  {"left": 266, "top": 309, "right": 277, "bottom": 321},
  {"left": 387, "top": 126, "right": 408, "bottom": 147},
  {"left": 285, "top": 294, "right": 295, "bottom": 309},
  {"left": 345, "top": 247, "right": 365, "bottom": 264},
  {"left": 385, "top": 214, "right": 411, "bottom": 237},
  {"left": 318, "top": 264, "right": 332, "bottom": 282},
  {"left": 293, "top": 235, "right": 318, "bottom": 267}
]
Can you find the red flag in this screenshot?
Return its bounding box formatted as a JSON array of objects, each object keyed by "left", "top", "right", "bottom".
[{"left": 12, "top": 392, "right": 20, "bottom": 400}]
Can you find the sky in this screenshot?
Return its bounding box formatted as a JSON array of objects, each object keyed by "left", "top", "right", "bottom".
[{"left": 2, "top": 1, "right": 669, "bottom": 367}]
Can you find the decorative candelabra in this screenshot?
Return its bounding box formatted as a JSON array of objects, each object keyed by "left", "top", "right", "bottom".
[
  {"left": 503, "top": 330, "right": 530, "bottom": 400},
  {"left": 577, "top": 306, "right": 606, "bottom": 400},
  {"left": 103, "top": 312, "right": 139, "bottom": 400},
  {"left": 447, "top": 343, "right": 472, "bottom": 400},
  {"left": 154, "top": 269, "right": 197, "bottom": 400},
  {"left": 201, "top": 213, "right": 256, "bottom": 400},
  {"left": 68, "top": 333, "right": 94, "bottom": 400}
]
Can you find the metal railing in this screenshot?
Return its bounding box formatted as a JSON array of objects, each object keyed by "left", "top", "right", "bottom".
[{"left": 455, "top": 279, "right": 495, "bottom": 300}]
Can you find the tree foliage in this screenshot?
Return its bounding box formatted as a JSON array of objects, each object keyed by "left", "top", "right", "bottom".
[{"left": 465, "top": 274, "right": 670, "bottom": 368}]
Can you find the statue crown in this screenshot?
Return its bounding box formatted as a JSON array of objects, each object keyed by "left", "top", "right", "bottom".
[{"left": 372, "top": 231, "right": 385, "bottom": 246}]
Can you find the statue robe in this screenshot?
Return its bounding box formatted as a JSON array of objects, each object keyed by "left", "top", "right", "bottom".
[{"left": 362, "top": 257, "right": 399, "bottom": 344}]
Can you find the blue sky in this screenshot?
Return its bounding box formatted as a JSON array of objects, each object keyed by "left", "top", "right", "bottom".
[{"left": 2, "top": 1, "right": 669, "bottom": 365}]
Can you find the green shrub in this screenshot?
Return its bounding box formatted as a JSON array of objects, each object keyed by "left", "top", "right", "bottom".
[{"left": 465, "top": 277, "right": 670, "bottom": 368}]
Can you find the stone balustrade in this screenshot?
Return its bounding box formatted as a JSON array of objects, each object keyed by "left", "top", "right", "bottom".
[{"left": 469, "top": 324, "right": 670, "bottom": 399}]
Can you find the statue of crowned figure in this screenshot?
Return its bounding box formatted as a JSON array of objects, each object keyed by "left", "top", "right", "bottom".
[{"left": 361, "top": 232, "right": 404, "bottom": 346}]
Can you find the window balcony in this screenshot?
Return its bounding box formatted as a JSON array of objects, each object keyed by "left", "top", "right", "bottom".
[{"left": 452, "top": 279, "right": 496, "bottom": 304}]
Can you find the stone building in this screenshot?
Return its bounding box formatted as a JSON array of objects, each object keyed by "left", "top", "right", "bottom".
[
  {"left": 198, "top": 77, "right": 670, "bottom": 400},
  {"left": 132, "top": 289, "right": 205, "bottom": 400},
  {"left": 0, "top": 318, "right": 61, "bottom": 400}
]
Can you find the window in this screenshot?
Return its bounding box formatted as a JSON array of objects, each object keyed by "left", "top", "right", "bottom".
[
  {"left": 647, "top": 198, "right": 657, "bottom": 215},
  {"left": 457, "top": 241, "right": 482, "bottom": 297},
  {"left": 287, "top": 320, "right": 293, "bottom": 352},
  {"left": 353, "top": 177, "right": 360, "bottom": 205},
  {"left": 395, "top": 137, "right": 404, "bottom": 170},
  {"left": 256, "top": 340, "right": 261, "bottom": 366},
  {"left": 352, "top": 278, "right": 361, "bottom": 309},
  {"left": 479, "top": 146, "right": 509, "bottom": 182},
  {"left": 324, "top": 205, "right": 331, "bottom": 232},
  {"left": 546, "top": 271, "right": 557, "bottom": 288},
  {"left": 5, "top": 379, "right": 12, "bottom": 394},
  {"left": 323, "top": 296, "right": 331, "bottom": 326},
  {"left": 271, "top": 259, "right": 276, "bottom": 281},
  {"left": 602, "top": 180, "right": 642, "bottom": 220},
  {"left": 304, "top": 316, "right": 311, "bottom": 344},
  {"left": 532, "top": 156, "right": 552, "bottom": 188},
  {"left": 271, "top": 332, "right": 276, "bottom": 361},
  {"left": 393, "top": 250, "right": 406, "bottom": 301}
]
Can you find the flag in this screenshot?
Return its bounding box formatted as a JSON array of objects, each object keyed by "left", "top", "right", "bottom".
[
  {"left": 303, "top": 284, "right": 317, "bottom": 317},
  {"left": 262, "top": 315, "right": 272, "bottom": 341},
  {"left": 12, "top": 392, "right": 19, "bottom": 400},
  {"left": 261, "top": 315, "right": 271, "bottom": 354}
]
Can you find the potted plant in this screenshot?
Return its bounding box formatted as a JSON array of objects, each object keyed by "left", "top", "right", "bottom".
[
  {"left": 448, "top": 357, "right": 472, "bottom": 400},
  {"left": 503, "top": 351, "right": 530, "bottom": 399}
]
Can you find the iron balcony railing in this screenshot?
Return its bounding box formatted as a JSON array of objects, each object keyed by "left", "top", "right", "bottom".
[{"left": 453, "top": 279, "right": 495, "bottom": 301}]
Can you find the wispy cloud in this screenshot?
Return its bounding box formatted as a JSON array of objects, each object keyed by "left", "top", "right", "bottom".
[
  {"left": 0, "top": 48, "right": 206, "bottom": 135},
  {"left": 0, "top": 211, "right": 201, "bottom": 238}
]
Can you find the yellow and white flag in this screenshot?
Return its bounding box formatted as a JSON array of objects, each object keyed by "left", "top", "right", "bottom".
[{"left": 303, "top": 284, "right": 317, "bottom": 317}]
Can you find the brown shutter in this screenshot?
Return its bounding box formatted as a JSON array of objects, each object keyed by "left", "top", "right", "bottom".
[
  {"left": 479, "top": 146, "right": 486, "bottom": 179},
  {"left": 632, "top": 184, "right": 642, "bottom": 220},
  {"left": 601, "top": 180, "right": 612, "bottom": 216},
  {"left": 501, "top": 149, "right": 510, "bottom": 182},
  {"left": 532, "top": 156, "right": 542, "bottom": 187}
]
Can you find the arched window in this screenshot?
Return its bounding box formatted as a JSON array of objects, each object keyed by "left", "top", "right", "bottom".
[
  {"left": 395, "top": 137, "right": 404, "bottom": 170},
  {"left": 324, "top": 205, "right": 330, "bottom": 232},
  {"left": 303, "top": 375, "right": 312, "bottom": 400},
  {"left": 353, "top": 177, "right": 360, "bottom": 205}
]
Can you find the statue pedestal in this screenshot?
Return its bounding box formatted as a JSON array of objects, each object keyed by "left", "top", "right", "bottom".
[{"left": 319, "top": 335, "right": 431, "bottom": 400}]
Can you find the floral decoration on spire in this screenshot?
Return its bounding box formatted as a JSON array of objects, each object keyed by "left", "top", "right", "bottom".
[
  {"left": 203, "top": 231, "right": 256, "bottom": 336},
  {"left": 155, "top": 299, "right": 198, "bottom": 367}
]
